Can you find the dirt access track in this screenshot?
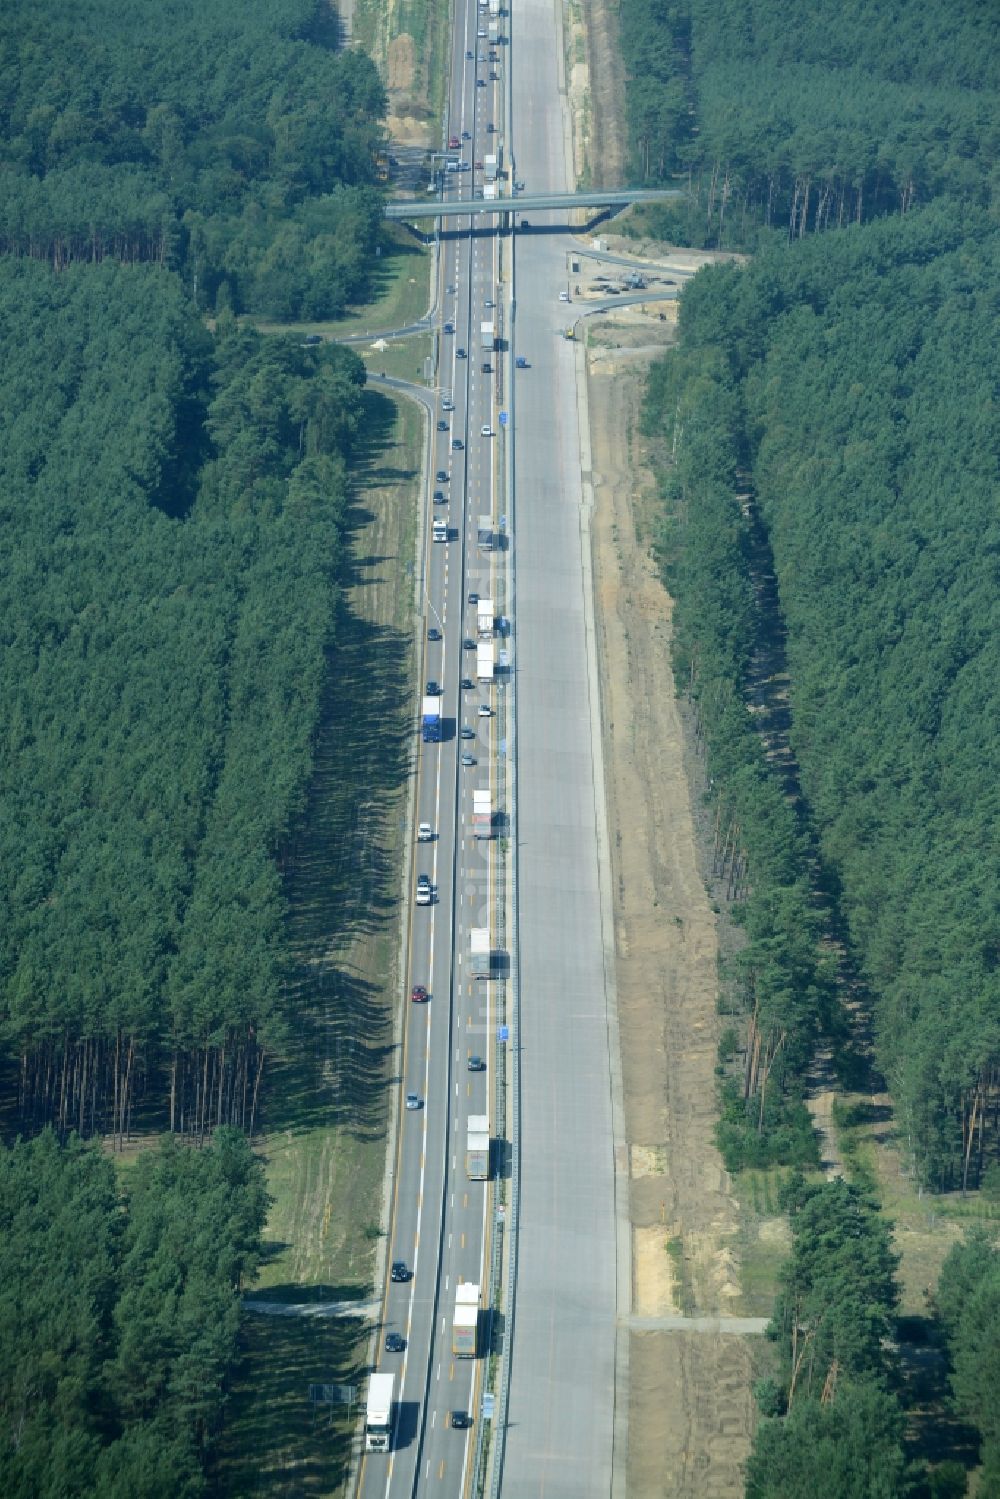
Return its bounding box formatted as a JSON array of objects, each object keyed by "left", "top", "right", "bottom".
[{"left": 584, "top": 252, "right": 761, "bottom": 1496}]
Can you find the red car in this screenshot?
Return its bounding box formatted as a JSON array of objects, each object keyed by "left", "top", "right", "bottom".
[
  {"left": 411, "top": 985, "right": 429, "bottom": 1003},
  {"left": 448, "top": 135, "right": 460, "bottom": 149}
]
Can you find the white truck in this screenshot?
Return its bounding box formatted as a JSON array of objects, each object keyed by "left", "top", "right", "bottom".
[
  {"left": 488, "top": 0, "right": 500, "bottom": 16},
  {"left": 470, "top": 926, "right": 491, "bottom": 979},
  {"left": 452, "top": 1283, "right": 480, "bottom": 1357},
  {"left": 476, "top": 598, "right": 494, "bottom": 638},
  {"left": 365, "top": 1373, "right": 395, "bottom": 1451},
  {"left": 466, "top": 1116, "right": 491, "bottom": 1179},
  {"left": 488, "top": 19, "right": 500, "bottom": 42},
  {"left": 484, "top": 153, "right": 498, "bottom": 183},
  {"left": 476, "top": 641, "right": 494, "bottom": 682},
  {"left": 483, "top": 182, "right": 497, "bottom": 202},
  {"left": 432, "top": 516, "right": 448, "bottom": 542},
  {"left": 480, "top": 321, "right": 496, "bottom": 351},
  {"left": 473, "top": 787, "right": 493, "bottom": 839}
]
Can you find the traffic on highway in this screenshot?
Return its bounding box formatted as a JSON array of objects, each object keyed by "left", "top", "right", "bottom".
[
  {"left": 359, "top": 0, "right": 509, "bottom": 1493},
  {"left": 359, "top": 0, "right": 622, "bottom": 1490}
]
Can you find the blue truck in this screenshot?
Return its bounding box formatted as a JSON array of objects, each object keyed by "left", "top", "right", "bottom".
[{"left": 421, "top": 695, "right": 442, "bottom": 742}]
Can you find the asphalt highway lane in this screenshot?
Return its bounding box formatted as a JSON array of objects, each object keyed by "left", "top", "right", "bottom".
[{"left": 359, "top": 3, "right": 503, "bottom": 1495}]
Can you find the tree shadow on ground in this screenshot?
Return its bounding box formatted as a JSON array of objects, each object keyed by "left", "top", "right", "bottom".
[
  {"left": 742, "top": 489, "right": 882, "bottom": 1088},
  {"left": 243, "top": 1281, "right": 375, "bottom": 1307},
  {"left": 263, "top": 386, "right": 415, "bottom": 1141},
  {"left": 214, "top": 1309, "right": 371, "bottom": 1497},
  {"left": 897, "top": 1316, "right": 981, "bottom": 1486}
]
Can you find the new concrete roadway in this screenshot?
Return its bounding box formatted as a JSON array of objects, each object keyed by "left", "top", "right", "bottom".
[{"left": 500, "top": 0, "right": 622, "bottom": 1491}]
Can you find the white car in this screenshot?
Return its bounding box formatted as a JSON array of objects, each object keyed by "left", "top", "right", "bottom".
[
  {"left": 405, "top": 1093, "right": 422, "bottom": 1110},
  {"left": 559, "top": 290, "right": 570, "bottom": 302},
  {"left": 481, "top": 424, "right": 494, "bottom": 437},
  {"left": 416, "top": 875, "right": 432, "bottom": 906},
  {"left": 417, "top": 822, "right": 433, "bottom": 841},
  {"left": 442, "top": 398, "right": 454, "bottom": 411},
  {"left": 478, "top": 704, "right": 491, "bottom": 717}
]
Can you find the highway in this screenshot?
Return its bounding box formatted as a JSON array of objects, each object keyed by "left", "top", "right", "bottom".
[
  {"left": 501, "top": 0, "right": 620, "bottom": 1492},
  {"left": 360, "top": 0, "right": 621, "bottom": 1492},
  {"left": 359, "top": 3, "right": 507, "bottom": 1497}
]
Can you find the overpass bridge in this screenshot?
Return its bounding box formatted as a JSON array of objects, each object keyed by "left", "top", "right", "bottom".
[{"left": 384, "top": 187, "right": 684, "bottom": 222}]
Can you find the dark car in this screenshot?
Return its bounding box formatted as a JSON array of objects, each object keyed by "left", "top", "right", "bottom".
[
  {"left": 411, "top": 985, "right": 429, "bottom": 1004},
  {"left": 481, "top": 361, "right": 492, "bottom": 374},
  {"left": 436, "top": 470, "right": 448, "bottom": 483},
  {"left": 450, "top": 1411, "right": 472, "bottom": 1429},
  {"left": 428, "top": 627, "right": 442, "bottom": 641},
  {"left": 444, "top": 322, "right": 454, "bottom": 334},
  {"left": 456, "top": 348, "right": 467, "bottom": 359},
  {"left": 465, "top": 48, "right": 473, "bottom": 58},
  {"left": 303, "top": 333, "right": 322, "bottom": 345},
  {"left": 463, "top": 637, "right": 476, "bottom": 650},
  {"left": 460, "top": 726, "right": 475, "bottom": 740},
  {"left": 452, "top": 437, "right": 464, "bottom": 451},
  {"left": 515, "top": 356, "right": 528, "bottom": 369},
  {"left": 425, "top": 680, "right": 441, "bottom": 696},
  {"left": 468, "top": 1054, "right": 485, "bottom": 1071},
  {"left": 462, "top": 130, "right": 472, "bottom": 140},
  {"left": 390, "top": 1262, "right": 410, "bottom": 1283},
  {"left": 486, "top": 122, "right": 495, "bottom": 133},
  {"left": 437, "top": 419, "right": 448, "bottom": 431},
  {"left": 460, "top": 677, "right": 474, "bottom": 690},
  {"left": 490, "top": 70, "right": 499, "bottom": 80},
  {"left": 520, "top": 218, "right": 531, "bottom": 229},
  {"left": 476, "top": 77, "right": 485, "bottom": 87},
  {"left": 468, "top": 591, "right": 479, "bottom": 605},
  {"left": 385, "top": 1332, "right": 406, "bottom": 1352},
  {"left": 433, "top": 490, "right": 446, "bottom": 504}
]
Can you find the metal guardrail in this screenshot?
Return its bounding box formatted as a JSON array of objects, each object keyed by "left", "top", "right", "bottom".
[{"left": 484, "top": 183, "right": 520, "bottom": 1499}]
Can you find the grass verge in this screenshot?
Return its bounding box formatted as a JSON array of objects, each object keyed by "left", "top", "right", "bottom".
[
  {"left": 351, "top": 0, "right": 451, "bottom": 133},
  {"left": 355, "top": 332, "right": 435, "bottom": 385},
  {"left": 219, "top": 1314, "right": 370, "bottom": 1499},
  {"left": 250, "top": 227, "right": 431, "bottom": 341},
  {"left": 732, "top": 1166, "right": 801, "bottom": 1319},
  {"left": 831, "top": 1092, "right": 1000, "bottom": 1316},
  {"left": 213, "top": 387, "right": 424, "bottom": 1498}
]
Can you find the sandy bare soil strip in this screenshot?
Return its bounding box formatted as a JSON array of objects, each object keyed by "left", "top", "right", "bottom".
[
  {"left": 629, "top": 1331, "right": 758, "bottom": 1499},
  {"left": 587, "top": 308, "right": 758, "bottom": 1496}
]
